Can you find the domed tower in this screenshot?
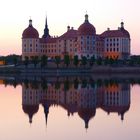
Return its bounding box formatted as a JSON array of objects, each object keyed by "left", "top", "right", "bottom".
[
  {"left": 22, "top": 83, "right": 40, "bottom": 123},
  {"left": 22, "top": 104, "right": 39, "bottom": 124},
  {"left": 22, "top": 19, "right": 40, "bottom": 60},
  {"left": 77, "top": 14, "right": 96, "bottom": 59},
  {"left": 78, "top": 108, "right": 96, "bottom": 129}
]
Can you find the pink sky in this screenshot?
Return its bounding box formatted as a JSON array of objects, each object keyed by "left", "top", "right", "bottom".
[{"left": 0, "top": 0, "right": 140, "bottom": 56}]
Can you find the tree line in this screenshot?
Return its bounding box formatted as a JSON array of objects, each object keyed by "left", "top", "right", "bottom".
[{"left": 1, "top": 54, "right": 140, "bottom": 68}]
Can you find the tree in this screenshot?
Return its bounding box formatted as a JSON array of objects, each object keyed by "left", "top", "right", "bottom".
[
  {"left": 41, "top": 79, "right": 48, "bottom": 90},
  {"left": 64, "top": 55, "right": 70, "bottom": 67},
  {"left": 81, "top": 79, "right": 87, "bottom": 88},
  {"left": 74, "top": 78, "right": 79, "bottom": 89},
  {"left": 137, "top": 58, "right": 140, "bottom": 65},
  {"left": 64, "top": 79, "right": 70, "bottom": 91},
  {"left": 41, "top": 55, "right": 48, "bottom": 68},
  {"left": 104, "top": 57, "right": 109, "bottom": 65},
  {"left": 30, "top": 79, "right": 39, "bottom": 89},
  {"left": 96, "top": 57, "right": 102, "bottom": 65},
  {"left": 96, "top": 79, "right": 103, "bottom": 87},
  {"left": 24, "top": 79, "right": 29, "bottom": 88},
  {"left": 55, "top": 81, "right": 61, "bottom": 90},
  {"left": 24, "top": 56, "right": 29, "bottom": 68},
  {"left": 13, "top": 57, "right": 18, "bottom": 67},
  {"left": 81, "top": 56, "right": 87, "bottom": 67},
  {"left": 109, "top": 57, "right": 114, "bottom": 65},
  {"left": 31, "top": 56, "right": 39, "bottom": 68},
  {"left": 89, "top": 55, "right": 95, "bottom": 66},
  {"left": 73, "top": 55, "right": 79, "bottom": 67},
  {"left": 55, "top": 56, "right": 61, "bottom": 68}
]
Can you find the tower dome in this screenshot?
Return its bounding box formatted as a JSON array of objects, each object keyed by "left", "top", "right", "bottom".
[
  {"left": 78, "top": 14, "right": 96, "bottom": 36},
  {"left": 78, "top": 108, "right": 96, "bottom": 129},
  {"left": 22, "top": 104, "right": 39, "bottom": 123},
  {"left": 120, "top": 22, "right": 130, "bottom": 38},
  {"left": 22, "top": 19, "right": 39, "bottom": 39}
]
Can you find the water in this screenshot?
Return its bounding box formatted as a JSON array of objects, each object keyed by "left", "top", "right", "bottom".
[{"left": 0, "top": 76, "right": 140, "bottom": 140}]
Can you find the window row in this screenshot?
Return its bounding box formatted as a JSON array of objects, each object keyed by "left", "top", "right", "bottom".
[
  {"left": 24, "top": 44, "right": 38, "bottom": 47},
  {"left": 24, "top": 49, "right": 39, "bottom": 52},
  {"left": 106, "top": 48, "right": 119, "bottom": 52},
  {"left": 106, "top": 38, "right": 119, "bottom": 42},
  {"left": 106, "top": 43, "right": 119, "bottom": 47}
]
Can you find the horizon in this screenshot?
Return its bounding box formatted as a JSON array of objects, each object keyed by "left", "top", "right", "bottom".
[{"left": 0, "top": 0, "right": 140, "bottom": 56}]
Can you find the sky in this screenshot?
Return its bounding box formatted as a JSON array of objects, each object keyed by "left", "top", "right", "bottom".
[{"left": 0, "top": 0, "right": 140, "bottom": 56}]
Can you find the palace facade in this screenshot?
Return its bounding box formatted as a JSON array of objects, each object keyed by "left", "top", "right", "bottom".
[{"left": 22, "top": 14, "right": 131, "bottom": 60}]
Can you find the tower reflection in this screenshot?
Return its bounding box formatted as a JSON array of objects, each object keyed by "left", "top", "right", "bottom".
[{"left": 22, "top": 78, "right": 130, "bottom": 128}]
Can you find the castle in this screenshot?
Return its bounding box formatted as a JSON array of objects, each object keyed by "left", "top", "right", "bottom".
[{"left": 22, "top": 14, "right": 131, "bottom": 60}]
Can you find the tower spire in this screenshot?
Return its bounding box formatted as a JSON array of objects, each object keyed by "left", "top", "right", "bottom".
[
  {"left": 45, "top": 14, "right": 48, "bottom": 27},
  {"left": 43, "top": 103, "right": 50, "bottom": 127},
  {"left": 42, "top": 14, "right": 50, "bottom": 38}
]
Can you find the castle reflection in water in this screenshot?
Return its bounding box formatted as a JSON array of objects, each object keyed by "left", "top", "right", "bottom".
[{"left": 21, "top": 78, "right": 130, "bottom": 129}]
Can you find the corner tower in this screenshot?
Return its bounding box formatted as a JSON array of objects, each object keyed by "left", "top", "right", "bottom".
[{"left": 22, "top": 19, "right": 40, "bottom": 60}]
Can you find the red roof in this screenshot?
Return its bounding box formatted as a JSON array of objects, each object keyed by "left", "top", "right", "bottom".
[
  {"left": 96, "top": 34, "right": 104, "bottom": 41},
  {"left": 22, "top": 104, "right": 39, "bottom": 123},
  {"left": 101, "top": 105, "right": 130, "bottom": 113},
  {"left": 78, "top": 22, "right": 96, "bottom": 36},
  {"left": 100, "top": 29, "right": 130, "bottom": 38},
  {"left": 22, "top": 26, "right": 39, "bottom": 39},
  {"left": 58, "top": 29, "right": 78, "bottom": 40},
  {"left": 22, "top": 104, "right": 39, "bottom": 114}
]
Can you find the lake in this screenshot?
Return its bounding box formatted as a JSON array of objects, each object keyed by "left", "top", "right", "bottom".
[{"left": 0, "top": 75, "right": 140, "bottom": 140}]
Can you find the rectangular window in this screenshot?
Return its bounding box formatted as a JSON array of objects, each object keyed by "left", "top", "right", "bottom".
[{"left": 113, "top": 48, "right": 115, "bottom": 51}]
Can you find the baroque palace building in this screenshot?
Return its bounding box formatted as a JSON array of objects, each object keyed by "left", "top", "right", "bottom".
[{"left": 22, "top": 14, "right": 131, "bottom": 60}]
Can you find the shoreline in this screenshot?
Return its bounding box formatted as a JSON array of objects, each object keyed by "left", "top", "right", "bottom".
[{"left": 1, "top": 66, "right": 140, "bottom": 75}]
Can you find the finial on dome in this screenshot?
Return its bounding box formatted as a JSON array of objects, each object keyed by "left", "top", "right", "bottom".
[
  {"left": 121, "top": 19, "right": 124, "bottom": 29},
  {"left": 85, "top": 12, "right": 89, "bottom": 22},
  {"left": 29, "top": 17, "right": 32, "bottom": 27}
]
